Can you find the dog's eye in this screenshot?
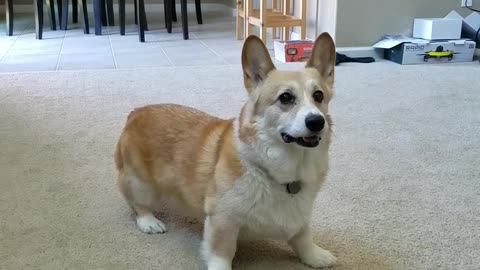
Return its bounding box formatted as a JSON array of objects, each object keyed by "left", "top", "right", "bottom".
[
  {"left": 313, "top": 91, "right": 324, "bottom": 103},
  {"left": 278, "top": 92, "right": 296, "bottom": 105}
]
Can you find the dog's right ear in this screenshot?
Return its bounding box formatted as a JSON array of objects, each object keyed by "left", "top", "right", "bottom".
[{"left": 242, "top": 36, "right": 276, "bottom": 94}]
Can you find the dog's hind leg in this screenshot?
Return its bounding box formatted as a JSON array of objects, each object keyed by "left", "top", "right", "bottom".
[{"left": 117, "top": 169, "right": 167, "bottom": 234}]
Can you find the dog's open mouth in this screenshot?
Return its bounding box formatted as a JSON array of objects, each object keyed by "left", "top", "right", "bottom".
[{"left": 281, "top": 133, "right": 321, "bottom": 148}]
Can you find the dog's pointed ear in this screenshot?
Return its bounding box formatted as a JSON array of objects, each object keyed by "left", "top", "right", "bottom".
[
  {"left": 242, "top": 35, "right": 276, "bottom": 94},
  {"left": 306, "top": 32, "right": 336, "bottom": 80}
]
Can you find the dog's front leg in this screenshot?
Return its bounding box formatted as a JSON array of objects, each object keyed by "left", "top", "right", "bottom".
[
  {"left": 288, "top": 226, "right": 337, "bottom": 269},
  {"left": 202, "top": 215, "right": 240, "bottom": 270}
]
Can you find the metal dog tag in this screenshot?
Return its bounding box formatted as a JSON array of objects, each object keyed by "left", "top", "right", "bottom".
[{"left": 286, "top": 181, "right": 301, "bottom": 194}]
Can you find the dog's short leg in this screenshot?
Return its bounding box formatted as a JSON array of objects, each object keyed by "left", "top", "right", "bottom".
[
  {"left": 288, "top": 226, "right": 337, "bottom": 268},
  {"left": 117, "top": 169, "right": 167, "bottom": 234},
  {"left": 134, "top": 206, "right": 167, "bottom": 234},
  {"left": 201, "top": 215, "right": 239, "bottom": 270}
]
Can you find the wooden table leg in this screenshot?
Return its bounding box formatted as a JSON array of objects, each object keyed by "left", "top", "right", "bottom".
[
  {"left": 6, "top": 0, "right": 14, "bottom": 36},
  {"left": 34, "top": 0, "right": 44, "bottom": 39},
  {"left": 180, "top": 0, "right": 188, "bottom": 39}
]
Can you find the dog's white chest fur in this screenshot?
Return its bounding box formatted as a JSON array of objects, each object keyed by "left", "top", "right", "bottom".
[{"left": 225, "top": 144, "right": 328, "bottom": 240}]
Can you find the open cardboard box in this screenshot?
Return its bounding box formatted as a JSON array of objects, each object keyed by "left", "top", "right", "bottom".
[
  {"left": 373, "top": 36, "right": 476, "bottom": 65},
  {"left": 373, "top": 11, "right": 478, "bottom": 65}
]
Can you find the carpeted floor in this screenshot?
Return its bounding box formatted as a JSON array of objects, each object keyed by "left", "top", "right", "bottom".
[{"left": 1, "top": 61, "right": 479, "bottom": 270}]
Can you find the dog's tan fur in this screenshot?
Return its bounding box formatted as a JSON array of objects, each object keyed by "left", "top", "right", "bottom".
[{"left": 115, "top": 33, "right": 337, "bottom": 270}]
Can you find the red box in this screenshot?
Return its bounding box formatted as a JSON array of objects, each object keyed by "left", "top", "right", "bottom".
[{"left": 274, "top": 40, "right": 314, "bottom": 63}]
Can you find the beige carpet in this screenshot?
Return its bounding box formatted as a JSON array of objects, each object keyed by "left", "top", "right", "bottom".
[{"left": 1, "top": 62, "right": 480, "bottom": 270}]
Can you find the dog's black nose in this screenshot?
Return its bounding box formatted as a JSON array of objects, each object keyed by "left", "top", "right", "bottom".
[{"left": 305, "top": 114, "right": 325, "bottom": 132}]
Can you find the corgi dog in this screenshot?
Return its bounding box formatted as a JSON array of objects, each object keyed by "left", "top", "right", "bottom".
[{"left": 114, "top": 33, "right": 337, "bottom": 270}]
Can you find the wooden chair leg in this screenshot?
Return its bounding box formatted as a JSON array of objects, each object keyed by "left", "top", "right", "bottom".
[
  {"left": 271, "top": 0, "right": 277, "bottom": 39},
  {"left": 165, "top": 0, "right": 172, "bottom": 33},
  {"left": 235, "top": 1, "right": 242, "bottom": 40},
  {"left": 119, "top": 0, "right": 126, "bottom": 35},
  {"left": 93, "top": 0, "right": 102, "bottom": 35},
  {"left": 6, "top": 0, "right": 14, "bottom": 36},
  {"left": 245, "top": 0, "right": 251, "bottom": 37},
  {"left": 106, "top": 0, "right": 114, "bottom": 26},
  {"left": 180, "top": 0, "right": 188, "bottom": 39},
  {"left": 61, "top": 0, "right": 69, "bottom": 30},
  {"left": 34, "top": 0, "right": 44, "bottom": 39},
  {"left": 164, "top": 2, "right": 167, "bottom": 28},
  {"left": 195, "top": 0, "right": 202, "bottom": 24},
  {"left": 140, "top": 0, "right": 148, "bottom": 31},
  {"left": 101, "top": 0, "right": 107, "bottom": 26},
  {"left": 259, "top": 0, "right": 266, "bottom": 44},
  {"left": 282, "top": 0, "right": 290, "bottom": 40},
  {"left": 134, "top": 0, "right": 138, "bottom": 25},
  {"left": 136, "top": 0, "right": 145, "bottom": 42},
  {"left": 80, "top": 0, "right": 89, "bottom": 34},
  {"left": 172, "top": 0, "right": 177, "bottom": 22},
  {"left": 300, "top": 0, "right": 306, "bottom": 39},
  {"left": 47, "top": 0, "right": 56, "bottom": 30},
  {"left": 72, "top": 0, "right": 78, "bottom": 23},
  {"left": 56, "top": 0, "right": 62, "bottom": 23}
]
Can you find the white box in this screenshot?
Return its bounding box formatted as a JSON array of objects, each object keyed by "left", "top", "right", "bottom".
[
  {"left": 274, "top": 40, "right": 314, "bottom": 63},
  {"left": 413, "top": 18, "right": 462, "bottom": 40},
  {"left": 446, "top": 10, "right": 480, "bottom": 49}
]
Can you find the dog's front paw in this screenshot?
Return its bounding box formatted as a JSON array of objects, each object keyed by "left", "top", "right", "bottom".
[
  {"left": 206, "top": 255, "right": 232, "bottom": 270},
  {"left": 300, "top": 245, "right": 337, "bottom": 269},
  {"left": 136, "top": 214, "right": 167, "bottom": 234}
]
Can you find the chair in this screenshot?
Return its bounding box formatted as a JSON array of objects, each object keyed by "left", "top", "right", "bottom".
[
  {"left": 6, "top": 0, "right": 57, "bottom": 38},
  {"left": 166, "top": 0, "right": 204, "bottom": 40},
  {"left": 120, "top": 0, "right": 203, "bottom": 42},
  {"left": 238, "top": 0, "right": 306, "bottom": 44},
  {"left": 60, "top": 0, "right": 90, "bottom": 34}
]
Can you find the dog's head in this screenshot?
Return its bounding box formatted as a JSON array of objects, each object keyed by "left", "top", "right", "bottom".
[{"left": 239, "top": 33, "right": 336, "bottom": 149}]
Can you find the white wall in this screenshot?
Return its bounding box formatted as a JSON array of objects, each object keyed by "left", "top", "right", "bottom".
[
  {"left": 336, "top": 0, "right": 480, "bottom": 47},
  {"left": 290, "top": 0, "right": 338, "bottom": 40}
]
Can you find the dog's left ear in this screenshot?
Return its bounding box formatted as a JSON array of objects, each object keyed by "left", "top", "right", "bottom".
[
  {"left": 306, "top": 32, "right": 336, "bottom": 81},
  {"left": 242, "top": 35, "right": 276, "bottom": 94}
]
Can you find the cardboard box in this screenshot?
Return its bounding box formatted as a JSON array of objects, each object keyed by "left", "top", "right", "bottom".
[
  {"left": 373, "top": 36, "right": 476, "bottom": 65},
  {"left": 274, "top": 40, "right": 313, "bottom": 63},
  {"left": 413, "top": 18, "right": 462, "bottom": 40}
]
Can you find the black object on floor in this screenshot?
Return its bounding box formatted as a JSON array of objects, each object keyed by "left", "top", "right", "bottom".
[{"left": 335, "top": 52, "right": 375, "bottom": 66}]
